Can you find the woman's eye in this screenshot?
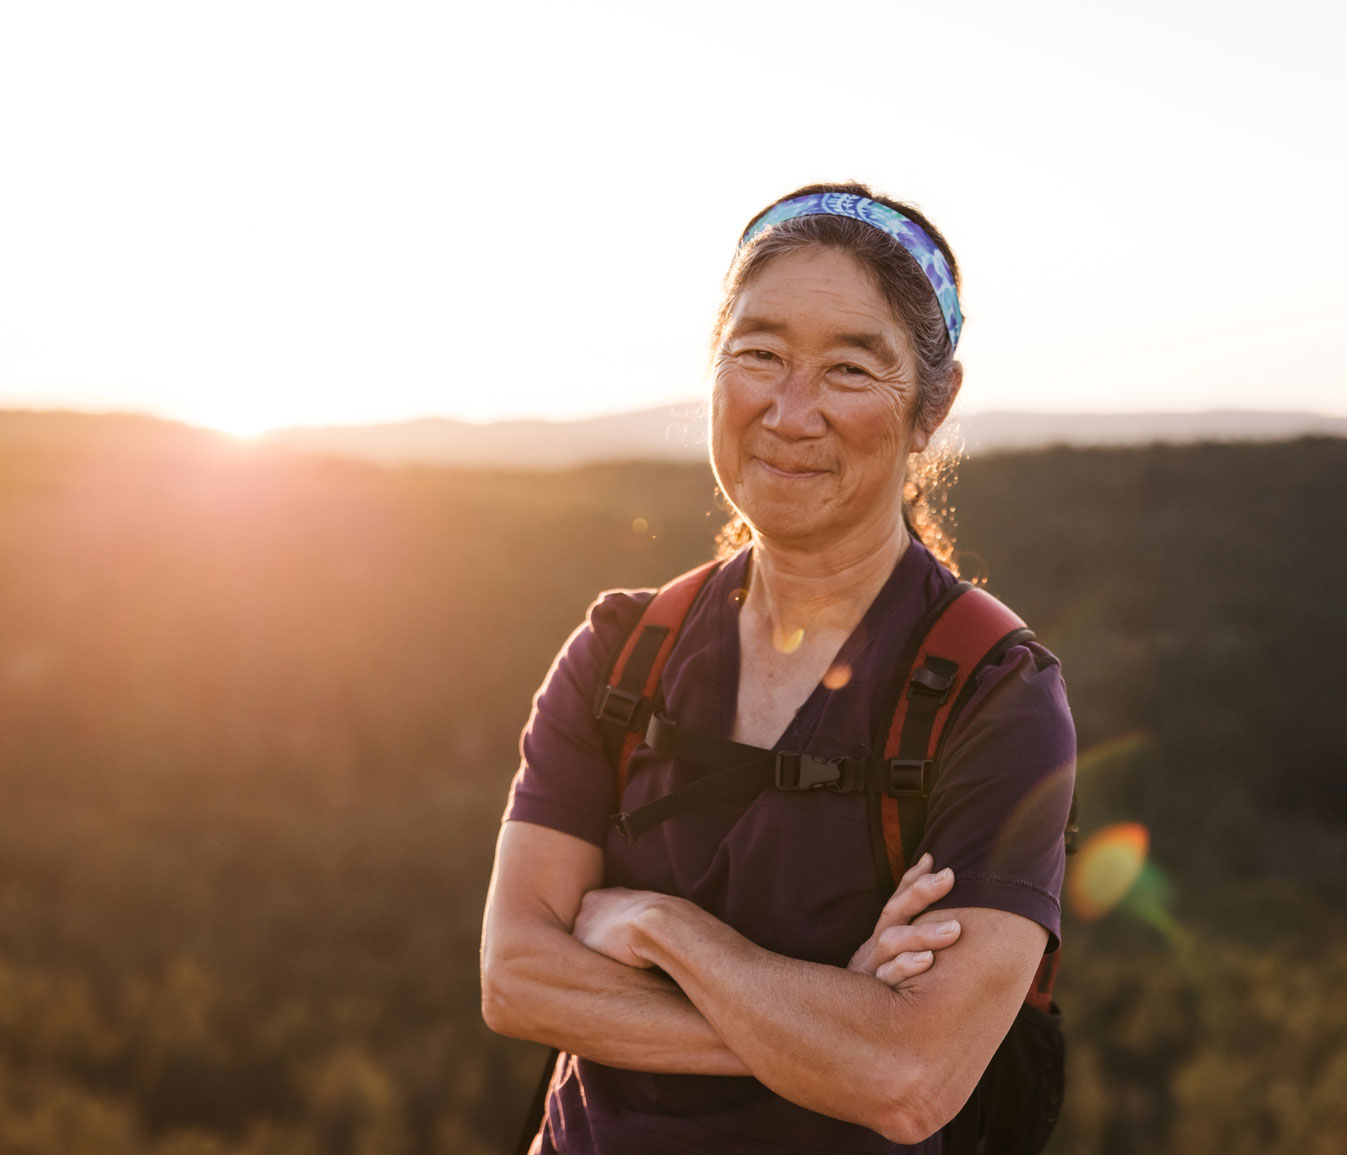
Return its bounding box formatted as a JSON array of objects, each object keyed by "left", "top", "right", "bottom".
[
  {"left": 747, "top": 349, "right": 778, "bottom": 362},
  {"left": 837, "top": 364, "right": 871, "bottom": 379}
]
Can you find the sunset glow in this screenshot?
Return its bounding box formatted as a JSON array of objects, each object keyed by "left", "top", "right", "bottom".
[
  {"left": 184, "top": 398, "right": 292, "bottom": 439},
  {"left": 1, "top": 1, "right": 1343, "bottom": 429}
]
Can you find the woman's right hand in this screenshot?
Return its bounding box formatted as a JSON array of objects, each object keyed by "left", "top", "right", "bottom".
[{"left": 847, "top": 853, "right": 962, "bottom": 988}]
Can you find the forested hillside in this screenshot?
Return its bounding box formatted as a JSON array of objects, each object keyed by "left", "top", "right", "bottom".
[{"left": 0, "top": 411, "right": 1343, "bottom": 1154}]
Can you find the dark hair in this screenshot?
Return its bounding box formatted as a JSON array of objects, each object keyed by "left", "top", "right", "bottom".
[{"left": 712, "top": 181, "right": 962, "bottom": 571}]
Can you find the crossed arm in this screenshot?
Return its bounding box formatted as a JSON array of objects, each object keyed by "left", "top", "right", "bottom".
[{"left": 480, "top": 820, "right": 1047, "bottom": 1144}]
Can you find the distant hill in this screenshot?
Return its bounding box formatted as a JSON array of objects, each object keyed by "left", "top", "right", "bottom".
[
  {"left": 947, "top": 409, "right": 1347, "bottom": 453},
  {"left": 263, "top": 404, "right": 711, "bottom": 468},
  {"left": 261, "top": 405, "right": 1347, "bottom": 468}
]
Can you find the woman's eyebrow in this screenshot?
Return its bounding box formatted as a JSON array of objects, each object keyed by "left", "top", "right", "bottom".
[
  {"left": 729, "top": 317, "right": 895, "bottom": 360},
  {"left": 727, "top": 316, "right": 787, "bottom": 338},
  {"left": 833, "top": 331, "right": 896, "bottom": 361}
]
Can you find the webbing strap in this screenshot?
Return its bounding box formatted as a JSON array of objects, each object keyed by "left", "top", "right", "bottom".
[
  {"left": 593, "top": 560, "right": 721, "bottom": 795},
  {"left": 614, "top": 713, "right": 775, "bottom": 838},
  {"left": 891, "top": 654, "right": 957, "bottom": 882},
  {"left": 612, "top": 711, "right": 930, "bottom": 841},
  {"left": 595, "top": 624, "right": 668, "bottom": 769},
  {"left": 613, "top": 748, "right": 770, "bottom": 840},
  {"left": 880, "top": 585, "right": 1030, "bottom": 884}
]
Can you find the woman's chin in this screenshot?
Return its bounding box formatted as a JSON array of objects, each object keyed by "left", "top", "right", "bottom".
[
  {"left": 738, "top": 504, "right": 836, "bottom": 550},
  {"left": 742, "top": 499, "right": 908, "bottom": 557}
]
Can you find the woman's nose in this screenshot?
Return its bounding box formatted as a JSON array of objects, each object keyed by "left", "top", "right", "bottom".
[{"left": 762, "top": 368, "right": 826, "bottom": 439}]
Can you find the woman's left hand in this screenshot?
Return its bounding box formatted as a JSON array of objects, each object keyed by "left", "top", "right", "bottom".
[
  {"left": 847, "top": 853, "right": 962, "bottom": 987},
  {"left": 573, "top": 886, "right": 669, "bottom": 969}
]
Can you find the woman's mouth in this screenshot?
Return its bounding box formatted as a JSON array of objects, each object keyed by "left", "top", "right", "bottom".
[{"left": 755, "top": 458, "right": 827, "bottom": 479}]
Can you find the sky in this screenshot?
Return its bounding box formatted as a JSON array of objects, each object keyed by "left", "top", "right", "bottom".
[{"left": 1, "top": 0, "right": 1343, "bottom": 434}]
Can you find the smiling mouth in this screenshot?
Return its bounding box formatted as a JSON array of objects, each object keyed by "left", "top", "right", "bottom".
[{"left": 755, "top": 459, "right": 828, "bottom": 478}]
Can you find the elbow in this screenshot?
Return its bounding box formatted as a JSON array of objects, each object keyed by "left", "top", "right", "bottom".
[
  {"left": 873, "top": 1098, "right": 945, "bottom": 1148},
  {"left": 480, "top": 950, "right": 528, "bottom": 1039},
  {"left": 869, "top": 1069, "right": 962, "bottom": 1146},
  {"left": 480, "top": 980, "right": 511, "bottom": 1037}
]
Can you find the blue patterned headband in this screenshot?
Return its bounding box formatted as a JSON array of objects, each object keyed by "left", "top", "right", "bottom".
[{"left": 740, "top": 193, "right": 963, "bottom": 350}]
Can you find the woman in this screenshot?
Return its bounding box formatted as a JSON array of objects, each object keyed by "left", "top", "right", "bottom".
[{"left": 481, "top": 183, "right": 1076, "bottom": 1153}]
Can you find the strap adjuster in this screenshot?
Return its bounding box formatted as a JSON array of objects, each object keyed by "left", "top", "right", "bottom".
[
  {"left": 596, "top": 685, "right": 642, "bottom": 727},
  {"left": 774, "top": 751, "right": 842, "bottom": 790},
  {"left": 886, "top": 758, "right": 931, "bottom": 797},
  {"left": 908, "top": 665, "right": 955, "bottom": 704}
]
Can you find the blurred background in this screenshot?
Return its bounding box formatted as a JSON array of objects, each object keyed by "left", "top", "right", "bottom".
[{"left": 1, "top": 2, "right": 1344, "bottom": 1152}]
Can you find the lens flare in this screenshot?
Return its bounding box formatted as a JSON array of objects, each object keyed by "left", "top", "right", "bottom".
[
  {"left": 822, "top": 663, "right": 852, "bottom": 690},
  {"left": 773, "top": 626, "right": 805, "bottom": 654},
  {"left": 1075, "top": 729, "right": 1152, "bottom": 775},
  {"left": 989, "top": 763, "right": 1076, "bottom": 875},
  {"left": 1122, "top": 860, "right": 1189, "bottom": 948},
  {"left": 1068, "top": 821, "right": 1149, "bottom": 920}
]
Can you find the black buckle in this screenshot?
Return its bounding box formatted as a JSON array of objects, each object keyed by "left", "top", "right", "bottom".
[
  {"left": 596, "top": 685, "right": 642, "bottom": 727},
  {"left": 886, "top": 758, "right": 931, "bottom": 797},
  {"left": 908, "top": 666, "right": 955, "bottom": 704},
  {"left": 774, "top": 751, "right": 843, "bottom": 790}
]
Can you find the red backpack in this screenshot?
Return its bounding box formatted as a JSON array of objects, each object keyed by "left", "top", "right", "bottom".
[{"left": 586, "top": 560, "right": 1077, "bottom": 1154}]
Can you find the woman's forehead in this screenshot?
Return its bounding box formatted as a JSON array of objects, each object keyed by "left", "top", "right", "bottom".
[{"left": 726, "top": 249, "right": 909, "bottom": 355}]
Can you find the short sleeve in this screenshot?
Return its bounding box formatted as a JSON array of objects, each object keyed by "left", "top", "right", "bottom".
[
  {"left": 917, "top": 643, "right": 1077, "bottom": 950},
  {"left": 503, "top": 588, "right": 654, "bottom": 847}
]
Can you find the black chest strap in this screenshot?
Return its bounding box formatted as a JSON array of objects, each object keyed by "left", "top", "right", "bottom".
[{"left": 611, "top": 709, "right": 934, "bottom": 841}]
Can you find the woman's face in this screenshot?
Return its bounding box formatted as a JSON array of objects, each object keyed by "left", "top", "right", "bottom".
[{"left": 711, "top": 245, "right": 930, "bottom": 552}]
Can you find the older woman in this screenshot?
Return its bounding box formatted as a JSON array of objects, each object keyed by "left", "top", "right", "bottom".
[{"left": 481, "top": 183, "right": 1075, "bottom": 1153}]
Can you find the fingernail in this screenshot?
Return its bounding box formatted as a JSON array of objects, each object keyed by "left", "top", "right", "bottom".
[
  {"left": 939, "top": 920, "right": 960, "bottom": 934},
  {"left": 913, "top": 951, "right": 933, "bottom": 963},
  {"left": 939, "top": 868, "right": 954, "bottom": 880},
  {"left": 921, "top": 852, "right": 934, "bottom": 866}
]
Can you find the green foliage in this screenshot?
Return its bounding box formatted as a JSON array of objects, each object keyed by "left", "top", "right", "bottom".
[{"left": 0, "top": 411, "right": 1344, "bottom": 1152}]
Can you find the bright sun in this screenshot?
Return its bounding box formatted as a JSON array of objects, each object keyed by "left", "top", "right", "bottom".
[{"left": 183, "top": 398, "right": 300, "bottom": 439}]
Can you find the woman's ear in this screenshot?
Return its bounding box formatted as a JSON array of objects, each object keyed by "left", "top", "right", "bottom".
[{"left": 909, "top": 361, "right": 963, "bottom": 455}]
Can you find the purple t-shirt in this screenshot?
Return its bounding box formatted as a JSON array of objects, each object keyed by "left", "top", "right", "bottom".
[{"left": 505, "top": 542, "right": 1076, "bottom": 1154}]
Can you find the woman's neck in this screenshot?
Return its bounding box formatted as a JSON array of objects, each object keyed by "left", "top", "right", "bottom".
[{"left": 743, "top": 519, "right": 912, "bottom": 643}]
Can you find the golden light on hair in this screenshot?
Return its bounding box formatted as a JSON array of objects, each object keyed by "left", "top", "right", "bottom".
[{"left": 1068, "top": 821, "right": 1149, "bottom": 921}]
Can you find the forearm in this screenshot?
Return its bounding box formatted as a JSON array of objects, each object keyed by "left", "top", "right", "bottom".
[
  {"left": 482, "top": 820, "right": 750, "bottom": 1075},
  {"left": 628, "top": 895, "right": 926, "bottom": 1140},
  {"left": 482, "top": 915, "right": 749, "bottom": 1075}
]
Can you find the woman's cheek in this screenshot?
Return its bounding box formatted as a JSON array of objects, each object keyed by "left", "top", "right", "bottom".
[
  {"left": 856, "top": 387, "right": 915, "bottom": 454},
  {"left": 711, "top": 369, "right": 754, "bottom": 435},
  {"left": 722, "top": 366, "right": 781, "bottom": 419},
  {"left": 708, "top": 381, "right": 745, "bottom": 498}
]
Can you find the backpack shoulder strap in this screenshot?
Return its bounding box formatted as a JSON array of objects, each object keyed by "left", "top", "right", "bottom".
[
  {"left": 878, "top": 582, "right": 1033, "bottom": 886},
  {"left": 592, "top": 559, "right": 721, "bottom": 794},
  {"left": 880, "top": 581, "right": 1076, "bottom": 1017}
]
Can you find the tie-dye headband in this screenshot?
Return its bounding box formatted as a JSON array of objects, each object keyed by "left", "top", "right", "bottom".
[{"left": 741, "top": 193, "right": 963, "bottom": 350}]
